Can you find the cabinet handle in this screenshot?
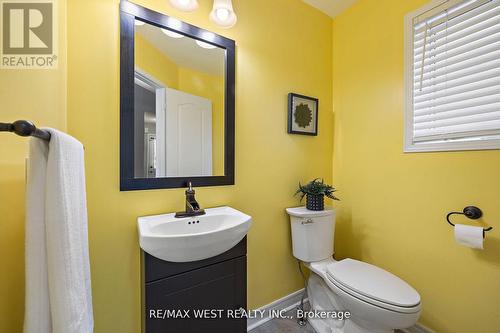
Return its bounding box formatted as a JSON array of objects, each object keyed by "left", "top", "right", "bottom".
[{"left": 301, "top": 218, "right": 314, "bottom": 225}]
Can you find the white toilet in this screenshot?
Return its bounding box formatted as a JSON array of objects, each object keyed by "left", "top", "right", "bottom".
[{"left": 286, "top": 207, "right": 421, "bottom": 333}]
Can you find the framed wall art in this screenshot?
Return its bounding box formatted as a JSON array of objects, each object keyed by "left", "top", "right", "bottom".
[{"left": 287, "top": 93, "right": 318, "bottom": 136}]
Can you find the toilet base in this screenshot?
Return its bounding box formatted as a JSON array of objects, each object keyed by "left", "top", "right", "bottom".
[{"left": 306, "top": 273, "right": 393, "bottom": 333}]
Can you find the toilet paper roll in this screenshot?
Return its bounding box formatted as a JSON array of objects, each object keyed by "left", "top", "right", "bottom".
[{"left": 454, "top": 224, "right": 484, "bottom": 249}]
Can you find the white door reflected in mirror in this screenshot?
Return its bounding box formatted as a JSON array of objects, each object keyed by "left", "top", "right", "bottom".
[{"left": 164, "top": 88, "right": 212, "bottom": 177}]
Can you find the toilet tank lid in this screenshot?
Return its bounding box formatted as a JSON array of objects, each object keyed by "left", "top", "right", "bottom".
[{"left": 286, "top": 207, "right": 334, "bottom": 218}]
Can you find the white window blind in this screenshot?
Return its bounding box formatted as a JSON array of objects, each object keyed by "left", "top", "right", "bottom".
[{"left": 405, "top": 0, "right": 500, "bottom": 151}]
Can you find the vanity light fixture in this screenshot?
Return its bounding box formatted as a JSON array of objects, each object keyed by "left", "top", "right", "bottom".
[
  {"left": 169, "top": 0, "right": 199, "bottom": 12},
  {"left": 161, "top": 28, "right": 184, "bottom": 38},
  {"left": 210, "top": 0, "right": 237, "bottom": 28}
]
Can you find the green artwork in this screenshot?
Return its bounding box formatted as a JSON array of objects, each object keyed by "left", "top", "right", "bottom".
[{"left": 294, "top": 103, "right": 312, "bottom": 128}]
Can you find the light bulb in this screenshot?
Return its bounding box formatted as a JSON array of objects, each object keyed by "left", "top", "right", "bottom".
[
  {"left": 169, "top": 0, "right": 199, "bottom": 12},
  {"left": 135, "top": 20, "right": 145, "bottom": 26},
  {"left": 161, "top": 28, "right": 183, "bottom": 39},
  {"left": 210, "top": 0, "right": 237, "bottom": 28},
  {"left": 216, "top": 8, "right": 230, "bottom": 21}
]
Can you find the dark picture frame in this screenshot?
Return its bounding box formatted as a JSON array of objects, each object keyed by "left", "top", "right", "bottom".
[
  {"left": 119, "top": 1, "right": 236, "bottom": 191},
  {"left": 287, "top": 93, "right": 319, "bottom": 136}
]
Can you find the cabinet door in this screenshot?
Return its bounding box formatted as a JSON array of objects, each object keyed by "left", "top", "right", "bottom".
[{"left": 145, "top": 256, "right": 246, "bottom": 333}]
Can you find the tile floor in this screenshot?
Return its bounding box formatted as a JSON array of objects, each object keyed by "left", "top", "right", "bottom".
[
  {"left": 250, "top": 308, "right": 315, "bottom": 333},
  {"left": 250, "top": 307, "right": 406, "bottom": 333}
]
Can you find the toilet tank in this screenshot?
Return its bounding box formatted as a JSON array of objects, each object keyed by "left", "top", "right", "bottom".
[{"left": 286, "top": 207, "right": 335, "bottom": 262}]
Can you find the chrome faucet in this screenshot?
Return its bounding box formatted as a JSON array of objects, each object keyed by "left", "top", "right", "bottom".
[{"left": 175, "top": 182, "right": 206, "bottom": 218}]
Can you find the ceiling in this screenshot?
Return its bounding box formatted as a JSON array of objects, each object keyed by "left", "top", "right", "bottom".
[
  {"left": 136, "top": 23, "right": 225, "bottom": 77},
  {"left": 302, "top": 0, "right": 357, "bottom": 18}
]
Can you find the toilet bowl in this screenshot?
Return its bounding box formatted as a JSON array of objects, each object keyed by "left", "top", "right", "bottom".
[{"left": 286, "top": 207, "right": 421, "bottom": 333}]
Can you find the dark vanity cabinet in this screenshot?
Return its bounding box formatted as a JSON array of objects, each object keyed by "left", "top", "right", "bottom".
[{"left": 142, "top": 238, "right": 247, "bottom": 333}]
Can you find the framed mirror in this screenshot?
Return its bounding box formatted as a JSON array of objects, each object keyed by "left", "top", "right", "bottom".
[{"left": 120, "top": 1, "right": 235, "bottom": 190}]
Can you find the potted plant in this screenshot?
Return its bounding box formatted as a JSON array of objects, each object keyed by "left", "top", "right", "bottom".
[{"left": 295, "top": 178, "right": 339, "bottom": 211}]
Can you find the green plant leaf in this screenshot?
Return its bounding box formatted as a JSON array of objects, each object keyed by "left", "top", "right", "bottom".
[{"left": 295, "top": 178, "right": 340, "bottom": 201}]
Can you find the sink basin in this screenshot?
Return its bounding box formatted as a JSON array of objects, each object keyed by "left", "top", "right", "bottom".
[{"left": 138, "top": 206, "right": 252, "bottom": 262}]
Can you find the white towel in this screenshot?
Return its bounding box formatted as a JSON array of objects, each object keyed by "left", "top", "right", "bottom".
[{"left": 24, "top": 129, "right": 94, "bottom": 333}]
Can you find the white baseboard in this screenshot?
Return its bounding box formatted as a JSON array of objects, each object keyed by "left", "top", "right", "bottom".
[
  {"left": 401, "top": 323, "right": 435, "bottom": 333},
  {"left": 247, "top": 288, "right": 307, "bottom": 331}
]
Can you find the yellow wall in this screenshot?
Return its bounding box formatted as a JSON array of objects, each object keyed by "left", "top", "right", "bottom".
[
  {"left": 135, "top": 33, "right": 179, "bottom": 88},
  {"left": 66, "top": 1, "right": 333, "bottom": 333},
  {"left": 0, "top": 1, "right": 67, "bottom": 332},
  {"left": 332, "top": 1, "right": 500, "bottom": 332},
  {"left": 135, "top": 35, "right": 225, "bottom": 175}
]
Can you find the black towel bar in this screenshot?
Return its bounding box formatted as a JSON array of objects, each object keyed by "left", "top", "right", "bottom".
[{"left": 0, "top": 120, "right": 50, "bottom": 141}]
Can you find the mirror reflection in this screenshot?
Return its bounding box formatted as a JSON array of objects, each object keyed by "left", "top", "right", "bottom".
[{"left": 134, "top": 20, "right": 225, "bottom": 178}]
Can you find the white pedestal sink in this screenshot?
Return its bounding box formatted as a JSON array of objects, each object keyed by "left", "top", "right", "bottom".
[{"left": 138, "top": 206, "right": 252, "bottom": 262}]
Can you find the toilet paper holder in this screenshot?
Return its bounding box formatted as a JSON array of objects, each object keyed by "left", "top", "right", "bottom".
[{"left": 446, "top": 206, "right": 493, "bottom": 238}]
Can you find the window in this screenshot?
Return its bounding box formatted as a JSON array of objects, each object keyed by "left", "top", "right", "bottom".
[{"left": 404, "top": 0, "right": 500, "bottom": 152}]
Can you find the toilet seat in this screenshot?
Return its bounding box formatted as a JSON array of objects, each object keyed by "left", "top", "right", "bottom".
[{"left": 326, "top": 259, "right": 421, "bottom": 314}]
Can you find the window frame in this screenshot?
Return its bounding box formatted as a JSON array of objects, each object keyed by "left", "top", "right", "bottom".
[{"left": 403, "top": 0, "right": 500, "bottom": 152}]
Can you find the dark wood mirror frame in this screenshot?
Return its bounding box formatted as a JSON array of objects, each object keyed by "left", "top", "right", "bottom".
[{"left": 119, "top": 1, "right": 235, "bottom": 191}]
